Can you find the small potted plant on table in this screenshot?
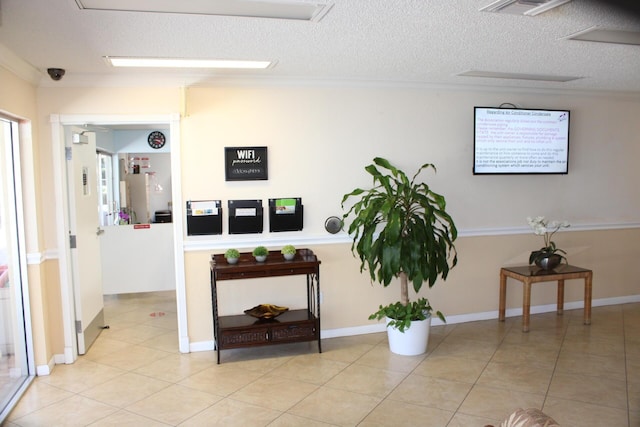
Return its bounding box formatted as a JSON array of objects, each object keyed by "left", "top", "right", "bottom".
[
  {"left": 252, "top": 246, "right": 269, "bottom": 262},
  {"left": 281, "top": 245, "right": 297, "bottom": 261},
  {"left": 527, "top": 216, "right": 570, "bottom": 270},
  {"left": 224, "top": 248, "right": 240, "bottom": 264}
]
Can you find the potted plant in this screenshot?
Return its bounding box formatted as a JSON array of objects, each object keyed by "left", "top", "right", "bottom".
[
  {"left": 527, "top": 216, "right": 570, "bottom": 270},
  {"left": 224, "top": 248, "right": 240, "bottom": 264},
  {"left": 252, "top": 246, "right": 269, "bottom": 262},
  {"left": 281, "top": 245, "right": 297, "bottom": 260},
  {"left": 342, "top": 157, "right": 457, "bottom": 355}
]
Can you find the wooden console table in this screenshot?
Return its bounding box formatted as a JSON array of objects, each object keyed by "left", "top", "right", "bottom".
[
  {"left": 210, "top": 248, "right": 321, "bottom": 363},
  {"left": 499, "top": 264, "right": 592, "bottom": 332}
]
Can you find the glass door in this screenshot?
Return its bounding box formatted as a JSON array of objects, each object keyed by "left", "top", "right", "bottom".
[
  {"left": 0, "top": 117, "right": 33, "bottom": 422},
  {"left": 97, "top": 151, "right": 115, "bottom": 226}
]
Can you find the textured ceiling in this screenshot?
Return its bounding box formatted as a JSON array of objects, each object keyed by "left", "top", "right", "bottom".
[{"left": 0, "top": 0, "right": 639, "bottom": 93}]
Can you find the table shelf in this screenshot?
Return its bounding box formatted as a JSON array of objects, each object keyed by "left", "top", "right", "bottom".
[{"left": 210, "top": 249, "right": 321, "bottom": 363}]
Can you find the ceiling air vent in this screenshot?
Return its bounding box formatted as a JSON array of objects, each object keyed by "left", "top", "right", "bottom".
[{"left": 480, "top": 0, "right": 571, "bottom": 16}]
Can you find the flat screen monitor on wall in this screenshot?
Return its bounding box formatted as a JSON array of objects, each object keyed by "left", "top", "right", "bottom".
[{"left": 473, "top": 107, "right": 570, "bottom": 175}]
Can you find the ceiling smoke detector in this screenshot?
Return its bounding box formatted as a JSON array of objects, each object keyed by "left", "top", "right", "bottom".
[{"left": 480, "top": 0, "right": 571, "bottom": 16}]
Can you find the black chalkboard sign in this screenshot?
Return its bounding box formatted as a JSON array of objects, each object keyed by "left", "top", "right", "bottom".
[{"left": 225, "top": 146, "right": 268, "bottom": 181}]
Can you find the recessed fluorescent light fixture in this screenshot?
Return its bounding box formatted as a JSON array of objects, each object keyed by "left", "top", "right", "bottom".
[
  {"left": 566, "top": 27, "right": 640, "bottom": 46},
  {"left": 105, "top": 57, "right": 273, "bottom": 69},
  {"left": 76, "top": 0, "right": 333, "bottom": 22},
  {"left": 457, "top": 70, "right": 581, "bottom": 82},
  {"left": 480, "top": 0, "right": 571, "bottom": 16}
]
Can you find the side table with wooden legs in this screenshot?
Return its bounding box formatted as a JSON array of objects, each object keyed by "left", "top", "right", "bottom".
[{"left": 499, "top": 264, "right": 592, "bottom": 332}]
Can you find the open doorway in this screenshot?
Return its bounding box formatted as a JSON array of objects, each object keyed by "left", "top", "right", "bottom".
[
  {"left": 89, "top": 124, "right": 176, "bottom": 296},
  {"left": 51, "top": 114, "right": 188, "bottom": 363}
]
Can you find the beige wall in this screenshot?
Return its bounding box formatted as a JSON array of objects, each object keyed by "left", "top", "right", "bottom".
[
  {"left": 186, "top": 228, "right": 640, "bottom": 343},
  {"left": 178, "top": 85, "right": 640, "bottom": 343},
  {"left": 181, "top": 86, "right": 640, "bottom": 232},
  {"left": 35, "top": 87, "right": 181, "bottom": 250},
  {"left": 0, "top": 66, "right": 42, "bottom": 252},
  {"left": 0, "top": 65, "right": 58, "bottom": 367},
  {"left": 34, "top": 83, "right": 640, "bottom": 350}
]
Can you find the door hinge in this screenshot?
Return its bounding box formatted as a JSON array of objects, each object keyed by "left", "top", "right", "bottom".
[
  {"left": 69, "top": 234, "right": 77, "bottom": 249},
  {"left": 65, "top": 146, "right": 72, "bottom": 160},
  {"left": 75, "top": 320, "right": 82, "bottom": 334}
]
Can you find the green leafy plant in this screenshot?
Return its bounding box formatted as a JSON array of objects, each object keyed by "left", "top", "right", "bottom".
[
  {"left": 368, "top": 298, "right": 444, "bottom": 333},
  {"left": 281, "top": 245, "right": 296, "bottom": 255},
  {"left": 252, "top": 246, "right": 269, "bottom": 257},
  {"left": 527, "top": 216, "right": 570, "bottom": 265},
  {"left": 224, "top": 248, "right": 240, "bottom": 259},
  {"left": 341, "top": 157, "right": 457, "bottom": 331}
]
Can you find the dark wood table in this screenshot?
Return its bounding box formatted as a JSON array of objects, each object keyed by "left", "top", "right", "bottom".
[
  {"left": 210, "top": 248, "right": 321, "bottom": 363},
  {"left": 499, "top": 264, "right": 592, "bottom": 332}
]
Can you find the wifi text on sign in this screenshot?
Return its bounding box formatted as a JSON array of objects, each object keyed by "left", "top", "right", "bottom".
[{"left": 225, "top": 146, "right": 269, "bottom": 181}]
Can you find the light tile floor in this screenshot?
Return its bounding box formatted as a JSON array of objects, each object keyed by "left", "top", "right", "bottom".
[{"left": 3, "top": 291, "right": 639, "bottom": 426}]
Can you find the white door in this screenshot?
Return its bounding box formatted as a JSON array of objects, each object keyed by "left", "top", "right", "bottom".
[{"left": 66, "top": 127, "right": 105, "bottom": 354}]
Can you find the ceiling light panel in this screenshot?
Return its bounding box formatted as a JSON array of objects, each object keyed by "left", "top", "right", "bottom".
[
  {"left": 75, "top": 0, "right": 333, "bottom": 21},
  {"left": 105, "top": 57, "right": 273, "bottom": 69},
  {"left": 457, "top": 70, "right": 582, "bottom": 82},
  {"left": 566, "top": 27, "right": 640, "bottom": 46}
]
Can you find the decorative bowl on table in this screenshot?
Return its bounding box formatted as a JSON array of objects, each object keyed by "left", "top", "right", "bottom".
[{"left": 244, "top": 304, "right": 289, "bottom": 319}]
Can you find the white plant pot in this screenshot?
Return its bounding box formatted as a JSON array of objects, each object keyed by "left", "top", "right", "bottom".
[{"left": 385, "top": 314, "right": 432, "bottom": 356}]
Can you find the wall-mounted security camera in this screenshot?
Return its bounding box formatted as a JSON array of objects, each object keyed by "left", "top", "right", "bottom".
[{"left": 47, "top": 68, "right": 65, "bottom": 81}]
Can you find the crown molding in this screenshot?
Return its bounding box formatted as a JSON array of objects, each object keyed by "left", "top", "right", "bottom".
[
  {"left": 33, "top": 71, "right": 640, "bottom": 100},
  {"left": 0, "top": 43, "right": 42, "bottom": 85}
]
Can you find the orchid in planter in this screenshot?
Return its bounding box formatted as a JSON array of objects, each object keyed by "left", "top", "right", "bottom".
[
  {"left": 527, "top": 216, "right": 570, "bottom": 268},
  {"left": 117, "top": 207, "right": 136, "bottom": 225}
]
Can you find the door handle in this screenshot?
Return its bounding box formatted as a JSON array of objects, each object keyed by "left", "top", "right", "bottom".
[{"left": 96, "top": 227, "right": 105, "bottom": 236}]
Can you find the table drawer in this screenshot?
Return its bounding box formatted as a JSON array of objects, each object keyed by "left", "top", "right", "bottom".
[
  {"left": 220, "top": 328, "right": 269, "bottom": 348},
  {"left": 271, "top": 321, "right": 317, "bottom": 342}
]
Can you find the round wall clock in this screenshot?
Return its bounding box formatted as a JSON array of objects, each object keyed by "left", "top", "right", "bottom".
[{"left": 147, "top": 131, "right": 166, "bottom": 149}]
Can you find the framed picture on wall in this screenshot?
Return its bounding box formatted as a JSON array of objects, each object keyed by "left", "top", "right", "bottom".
[{"left": 225, "top": 146, "right": 268, "bottom": 181}]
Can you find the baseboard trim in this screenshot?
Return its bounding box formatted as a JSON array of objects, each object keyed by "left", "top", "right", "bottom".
[
  {"left": 190, "top": 340, "right": 215, "bottom": 353},
  {"left": 36, "top": 356, "right": 56, "bottom": 376},
  {"left": 186, "top": 294, "right": 640, "bottom": 352}
]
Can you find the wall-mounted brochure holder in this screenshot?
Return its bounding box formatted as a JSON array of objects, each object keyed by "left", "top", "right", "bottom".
[
  {"left": 269, "top": 198, "right": 303, "bottom": 232},
  {"left": 228, "top": 199, "right": 263, "bottom": 234},
  {"left": 186, "top": 200, "right": 222, "bottom": 236}
]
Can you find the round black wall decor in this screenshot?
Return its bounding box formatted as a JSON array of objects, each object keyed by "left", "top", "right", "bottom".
[{"left": 147, "top": 131, "right": 166, "bottom": 149}]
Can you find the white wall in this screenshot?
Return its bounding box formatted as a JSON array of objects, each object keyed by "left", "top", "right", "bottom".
[
  {"left": 100, "top": 223, "right": 175, "bottom": 294},
  {"left": 113, "top": 129, "right": 171, "bottom": 153}
]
